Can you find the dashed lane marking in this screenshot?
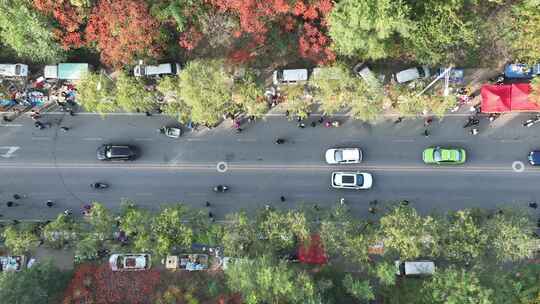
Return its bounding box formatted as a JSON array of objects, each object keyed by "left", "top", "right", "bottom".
[{"left": 83, "top": 137, "right": 103, "bottom": 141}]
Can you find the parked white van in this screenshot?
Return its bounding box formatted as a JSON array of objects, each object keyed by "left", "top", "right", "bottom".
[
  {"left": 272, "top": 68, "right": 309, "bottom": 85},
  {"left": 134, "top": 63, "right": 181, "bottom": 77},
  {"left": 0, "top": 63, "right": 28, "bottom": 77},
  {"left": 395, "top": 260, "right": 435, "bottom": 276}
]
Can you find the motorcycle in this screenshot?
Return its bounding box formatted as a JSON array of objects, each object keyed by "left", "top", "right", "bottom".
[
  {"left": 324, "top": 120, "right": 341, "bottom": 128},
  {"left": 213, "top": 185, "right": 229, "bottom": 192},
  {"left": 523, "top": 115, "right": 540, "bottom": 127},
  {"left": 463, "top": 116, "right": 480, "bottom": 128},
  {"left": 90, "top": 182, "right": 109, "bottom": 189},
  {"left": 489, "top": 113, "right": 500, "bottom": 122}
]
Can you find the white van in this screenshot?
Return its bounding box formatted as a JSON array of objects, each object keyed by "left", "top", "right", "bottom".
[
  {"left": 395, "top": 260, "right": 435, "bottom": 276},
  {"left": 0, "top": 63, "right": 28, "bottom": 77},
  {"left": 134, "top": 63, "right": 181, "bottom": 77},
  {"left": 272, "top": 68, "right": 309, "bottom": 85}
]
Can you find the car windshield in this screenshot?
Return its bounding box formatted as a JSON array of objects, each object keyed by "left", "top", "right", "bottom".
[
  {"left": 355, "top": 174, "right": 364, "bottom": 186},
  {"left": 334, "top": 150, "right": 343, "bottom": 162},
  {"left": 433, "top": 149, "right": 442, "bottom": 162},
  {"left": 418, "top": 67, "right": 425, "bottom": 78}
]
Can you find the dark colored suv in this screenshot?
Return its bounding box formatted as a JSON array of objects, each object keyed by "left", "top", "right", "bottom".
[{"left": 97, "top": 145, "right": 137, "bottom": 161}]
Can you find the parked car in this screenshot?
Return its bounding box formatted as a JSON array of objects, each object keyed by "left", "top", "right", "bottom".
[
  {"left": 0, "top": 63, "right": 28, "bottom": 77},
  {"left": 0, "top": 256, "right": 25, "bottom": 272},
  {"left": 528, "top": 151, "right": 540, "bottom": 165},
  {"left": 395, "top": 260, "right": 435, "bottom": 276},
  {"left": 44, "top": 63, "right": 90, "bottom": 80},
  {"left": 97, "top": 144, "right": 137, "bottom": 161},
  {"left": 504, "top": 63, "right": 540, "bottom": 79},
  {"left": 331, "top": 172, "right": 373, "bottom": 190},
  {"left": 394, "top": 66, "right": 430, "bottom": 83},
  {"left": 272, "top": 68, "right": 308, "bottom": 85},
  {"left": 109, "top": 253, "right": 151, "bottom": 271},
  {"left": 325, "top": 148, "right": 362, "bottom": 164},
  {"left": 353, "top": 62, "right": 382, "bottom": 89},
  {"left": 134, "top": 63, "right": 181, "bottom": 77},
  {"left": 423, "top": 146, "right": 466, "bottom": 165}
]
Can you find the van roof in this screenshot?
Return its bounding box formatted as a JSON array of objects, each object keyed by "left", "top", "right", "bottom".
[
  {"left": 404, "top": 261, "right": 435, "bottom": 275},
  {"left": 282, "top": 69, "right": 308, "bottom": 81}
]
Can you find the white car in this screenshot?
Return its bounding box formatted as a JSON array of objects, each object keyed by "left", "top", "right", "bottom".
[
  {"left": 109, "top": 253, "right": 151, "bottom": 271},
  {"left": 134, "top": 63, "right": 181, "bottom": 77},
  {"left": 395, "top": 66, "right": 430, "bottom": 83},
  {"left": 331, "top": 172, "right": 373, "bottom": 190},
  {"left": 325, "top": 148, "right": 362, "bottom": 164},
  {"left": 272, "top": 68, "right": 308, "bottom": 85}
]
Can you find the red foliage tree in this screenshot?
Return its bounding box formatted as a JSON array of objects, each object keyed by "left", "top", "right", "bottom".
[
  {"left": 207, "top": 0, "right": 335, "bottom": 65},
  {"left": 85, "top": 0, "right": 162, "bottom": 67},
  {"left": 63, "top": 263, "right": 161, "bottom": 304},
  {"left": 179, "top": 26, "right": 204, "bottom": 51},
  {"left": 33, "top": 0, "right": 85, "bottom": 50}
]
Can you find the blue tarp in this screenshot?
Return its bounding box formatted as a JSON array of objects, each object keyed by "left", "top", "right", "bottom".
[{"left": 504, "top": 64, "right": 540, "bottom": 79}]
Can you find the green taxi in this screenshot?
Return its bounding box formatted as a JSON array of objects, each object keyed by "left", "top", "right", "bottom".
[{"left": 422, "top": 146, "right": 466, "bottom": 164}]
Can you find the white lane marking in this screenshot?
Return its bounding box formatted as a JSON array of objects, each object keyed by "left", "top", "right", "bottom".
[
  {"left": 31, "top": 137, "right": 52, "bottom": 141},
  {"left": 392, "top": 139, "right": 415, "bottom": 142},
  {"left": 499, "top": 139, "right": 522, "bottom": 142},
  {"left": 237, "top": 138, "right": 256, "bottom": 142},
  {"left": 186, "top": 138, "right": 206, "bottom": 142},
  {"left": 135, "top": 138, "right": 154, "bottom": 141},
  {"left": 0, "top": 124, "right": 23, "bottom": 127},
  {"left": 0, "top": 146, "right": 19, "bottom": 158},
  {"left": 83, "top": 137, "right": 103, "bottom": 141}
]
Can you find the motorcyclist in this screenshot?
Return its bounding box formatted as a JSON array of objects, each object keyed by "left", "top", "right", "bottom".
[
  {"left": 91, "top": 182, "right": 108, "bottom": 189},
  {"left": 275, "top": 138, "right": 285, "bottom": 144}
]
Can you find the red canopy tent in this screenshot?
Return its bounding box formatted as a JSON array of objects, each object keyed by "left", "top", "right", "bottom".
[
  {"left": 481, "top": 83, "right": 540, "bottom": 113},
  {"left": 297, "top": 234, "right": 328, "bottom": 265}
]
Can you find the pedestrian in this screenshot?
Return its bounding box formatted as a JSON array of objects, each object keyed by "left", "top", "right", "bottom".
[
  {"left": 394, "top": 117, "right": 403, "bottom": 124},
  {"left": 401, "top": 200, "right": 410, "bottom": 206},
  {"left": 368, "top": 207, "right": 377, "bottom": 214},
  {"left": 297, "top": 122, "right": 305, "bottom": 128},
  {"left": 13, "top": 194, "right": 21, "bottom": 200},
  {"left": 280, "top": 196, "right": 286, "bottom": 202},
  {"left": 314, "top": 204, "right": 320, "bottom": 211},
  {"left": 205, "top": 201, "right": 211, "bottom": 207},
  {"left": 318, "top": 117, "right": 324, "bottom": 124},
  {"left": 69, "top": 110, "right": 75, "bottom": 116},
  {"left": 145, "top": 111, "right": 152, "bottom": 116},
  {"left": 6, "top": 201, "right": 14, "bottom": 207},
  {"left": 310, "top": 121, "right": 317, "bottom": 127},
  {"left": 296, "top": 116, "right": 302, "bottom": 122},
  {"left": 46, "top": 200, "right": 54, "bottom": 207},
  {"left": 529, "top": 202, "right": 538, "bottom": 209},
  {"left": 340, "top": 198, "right": 345, "bottom": 205},
  {"left": 208, "top": 211, "right": 214, "bottom": 218},
  {"left": 424, "top": 129, "right": 429, "bottom": 137},
  {"left": 285, "top": 110, "right": 290, "bottom": 117},
  {"left": 424, "top": 117, "right": 433, "bottom": 127},
  {"left": 60, "top": 126, "right": 69, "bottom": 132},
  {"left": 235, "top": 128, "right": 243, "bottom": 133},
  {"left": 265, "top": 204, "right": 271, "bottom": 210},
  {"left": 63, "top": 209, "right": 72, "bottom": 216}
]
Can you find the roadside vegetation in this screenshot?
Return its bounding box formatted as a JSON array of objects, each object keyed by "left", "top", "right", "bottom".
[{"left": 0, "top": 201, "right": 538, "bottom": 303}]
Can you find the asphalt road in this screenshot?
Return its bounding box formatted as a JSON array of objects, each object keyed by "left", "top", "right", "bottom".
[{"left": 1, "top": 110, "right": 540, "bottom": 220}]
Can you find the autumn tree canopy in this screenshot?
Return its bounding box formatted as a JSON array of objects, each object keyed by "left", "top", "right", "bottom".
[{"left": 85, "top": 0, "right": 163, "bottom": 67}]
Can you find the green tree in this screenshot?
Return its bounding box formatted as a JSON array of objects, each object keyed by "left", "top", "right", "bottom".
[
  {"left": 485, "top": 211, "right": 536, "bottom": 263},
  {"left": 350, "top": 81, "right": 386, "bottom": 122},
  {"left": 77, "top": 72, "right": 118, "bottom": 114},
  {"left": 405, "top": 1, "right": 483, "bottom": 65},
  {"left": 118, "top": 203, "right": 155, "bottom": 252},
  {"left": 328, "top": 0, "right": 413, "bottom": 59},
  {"left": 222, "top": 211, "right": 256, "bottom": 257},
  {"left": 343, "top": 274, "right": 375, "bottom": 302},
  {"left": 232, "top": 72, "right": 268, "bottom": 118},
  {"left": 178, "top": 59, "right": 232, "bottom": 126},
  {"left": 379, "top": 205, "right": 440, "bottom": 259},
  {"left": 502, "top": 0, "right": 540, "bottom": 64},
  {"left": 87, "top": 202, "right": 115, "bottom": 241},
  {"left": 74, "top": 235, "right": 100, "bottom": 262},
  {"left": 42, "top": 214, "right": 81, "bottom": 249},
  {"left": 0, "top": 0, "right": 65, "bottom": 62},
  {"left": 225, "top": 255, "right": 317, "bottom": 304},
  {"left": 0, "top": 260, "right": 71, "bottom": 304},
  {"left": 156, "top": 76, "right": 191, "bottom": 123},
  {"left": 256, "top": 209, "right": 310, "bottom": 253},
  {"left": 422, "top": 267, "right": 493, "bottom": 304},
  {"left": 282, "top": 84, "right": 312, "bottom": 119},
  {"left": 374, "top": 261, "right": 397, "bottom": 286},
  {"left": 150, "top": 0, "right": 207, "bottom": 32},
  {"left": 2, "top": 224, "right": 39, "bottom": 255},
  {"left": 530, "top": 77, "right": 540, "bottom": 106},
  {"left": 319, "top": 206, "right": 375, "bottom": 266},
  {"left": 441, "top": 210, "right": 488, "bottom": 263},
  {"left": 310, "top": 65, "right": 356, "bottom": 115},
  {"left": 115, "top": 71, "right": 156, "bottom": 112},
  {"left": 152, "top": 204, "right": 193, "bottom": 257}
]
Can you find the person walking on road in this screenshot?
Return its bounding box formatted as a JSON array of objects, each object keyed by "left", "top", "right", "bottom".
[
  {"left": 46, "top": 200, "right": 54, "bottom": 208},
  {"left": 280, "top": 196, "right": 286, "bottom": 202},
  {"left": 60, "top": 126, "right": 70, "bottom": 132}
]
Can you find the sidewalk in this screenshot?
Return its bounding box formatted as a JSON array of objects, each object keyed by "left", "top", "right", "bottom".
[{"left": 33, "top": 247, "right": 74, "bottom": 271}]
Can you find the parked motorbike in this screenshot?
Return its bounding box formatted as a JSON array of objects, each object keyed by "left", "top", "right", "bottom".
[
  {"left": 213, "top": 185, "right": 229, "bottom": 193},
  {"left": 463, "top": 116, "right": 480, "bottom": 128},
  {"left": 90, "top": 182, "right": 109, "bottom": 189},
  {"left": 324, "top": 120, "right": 341, "bottom": 128},
  {"left": 488, "top": 113, "right": 501, "bottom": 122},
  {"left": 275, "top": 138, "right": 286, "bottom": 145},
  {"left": 523, "top": 115, "right": 540, "bottom": 127}
]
